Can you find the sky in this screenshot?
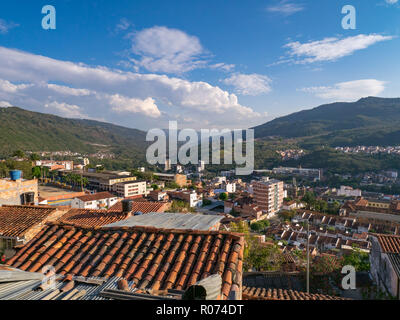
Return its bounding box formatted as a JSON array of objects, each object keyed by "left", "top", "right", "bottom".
[{"left": 0, "top": 0, "right": 399, "bottom": 130}]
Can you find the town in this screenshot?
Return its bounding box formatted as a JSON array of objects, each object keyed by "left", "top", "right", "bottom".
[{"left": 0, "top": 152, "right": 398, "bottom": 301}]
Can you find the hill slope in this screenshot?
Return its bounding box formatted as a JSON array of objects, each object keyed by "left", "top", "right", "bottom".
[
  {"left": 253, "top": 97, "right": 400, "bottom": 146},
  {"left": 0, "top": 107, "right": 148, "bottom": 158}
]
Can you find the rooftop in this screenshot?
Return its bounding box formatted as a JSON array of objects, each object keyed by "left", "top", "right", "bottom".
[
  {"left": 375, "top": 234, "right": 400, "bottom": 254},
  {"left": 57, "top": 209, "right": 130, "bottom": 228},
  {"left": 76, "top": 192, "right": 116, "bottom": 202},
  {"left": 103, "top": 212, "right": 223, "bottom": 231},
  {"left": 108, "top": 200, "right": 169, "bottom": 213},
  {"left": 6, "top": 222, "right": 244, "bottom": 298},
  {"left": 242, "top": 286, "right": 349, "bottom": 300},
  {"left": 0, "top": 205, "right": 58, "bottom": 239}
]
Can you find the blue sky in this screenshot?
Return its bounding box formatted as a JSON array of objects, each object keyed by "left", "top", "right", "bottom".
[{"left": 0, "top": 0, "right": 399, "bottom": 130}]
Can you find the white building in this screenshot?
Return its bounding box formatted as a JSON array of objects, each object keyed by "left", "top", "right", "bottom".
[
  {"left": 225, "top": 183, "right": 236, "bottom": 193},
  {"left": 337, "top": 186, "right": 362, "bottom": 197},
  {"left": 72, "top": 192, "right": 118, "bottom": 210},
  {"left": 112, "top": 181, "right": 147, "bottom": 198}
]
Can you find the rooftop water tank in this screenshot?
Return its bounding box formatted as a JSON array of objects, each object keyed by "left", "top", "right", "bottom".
[{"left": 9, "top": 170, "right": 22, "bottom": 181}]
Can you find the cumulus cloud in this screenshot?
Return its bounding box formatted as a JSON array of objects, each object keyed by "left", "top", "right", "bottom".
[
  {"left": 222, "top": 73, "right": 272, "bottom": 96},
  {"left": 266, "top": 1, "right": 304, "bottom": 16},
  {"left": 386, "top": 0, "right": 398, "bottom": 4},
  {"left": 129, "top": 26, "right": 207, "bottom": 74},
  {"left": 0, "top": 19, "right": 19, "bottom": 34},
  {"left": 299, "top": 79, "right": 386, "bottom": 101},
  {"left": 0, "top": 100, "right": 12, "bottom": 107},
  {"left": 285, "top": 34, "right": 393, "bottom": 64},
  {"left": 0, "top": 46, "right": 264, "bottom": 129},
  {"left": 108, "top": 95, "right": 161, "bottom": 118},
  {"left": 44, "top": 101, "right": 88, "bottom": 118}
]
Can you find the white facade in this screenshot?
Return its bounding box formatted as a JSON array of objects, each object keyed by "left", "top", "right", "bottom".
[
  {"left": 72, "top": 196, "right": 118, "bottom": 210},
  {"left": 337, "top": 186, "right": 362, "bottom": 197},
  {"left": 112, "top": 181, "right": 147, "bottom": 198},
  {"left": 225, "top": 183, "right": 236, "bottom": 193}
]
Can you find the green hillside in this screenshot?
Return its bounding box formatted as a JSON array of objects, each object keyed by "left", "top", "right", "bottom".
[
  {"left": 253, "top": 97, "right": 400, "bottom": 147},
  {"left": 0, "top": 107, "right": 148, "bottom": 159}
]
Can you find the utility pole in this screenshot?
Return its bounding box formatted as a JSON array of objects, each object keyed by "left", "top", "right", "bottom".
[{"left": 306, "top": 220, "right": 310, "bottom": 294}]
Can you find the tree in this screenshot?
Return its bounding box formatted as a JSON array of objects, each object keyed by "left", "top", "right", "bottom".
[
  {"left": 343, "top": 246, "right": 370, "bottom": 271},
  {"left": 250, "top": 220, "right": 270, "bottom": 232},
  {"left": 29, "top": 153, "right": 40, "bottom": 161},
  {"left": 219, "top": 192, "right": 228, "bottom": 201},
  {"left": 151, "top": 184, "right": 159, "bottom": 190},
  {"left": 32, "top": 166, "right": 41, "bottom": 178},
  {"left": 12, "top": 150, "right": 25, "bottom": 158}
]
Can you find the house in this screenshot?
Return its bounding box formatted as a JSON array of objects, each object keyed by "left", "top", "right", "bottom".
[
  {"left": 148, "top": 190, "right": 169, "bottom": 201},
  {"left": 0, "top": 205, "right": 68, "bottom": 257},
  {"left": 6, "top": 222, "right": 244, "bottom": 300},
  {"left": 71, "top": 192, "right": 118, "bottom": 210},
  {"left": 167, "top": 190, "right": 203, "bottom": 207},
  {"left": 369, "top": 234, "right": 400, "bottom": 299}
]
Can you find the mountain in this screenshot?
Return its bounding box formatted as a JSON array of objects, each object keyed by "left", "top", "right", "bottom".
[
  {"left": 0, "top": 107, "right": 148, "bottom": 158},
  {"left": 253, "top": 97, "right": 400, "bottom": 147}
]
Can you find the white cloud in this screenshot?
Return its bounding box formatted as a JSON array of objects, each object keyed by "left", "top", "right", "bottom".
[
  {"left": 285, "top": 34, "right": 393, "bottom": 64},
  {"left": 0, "top": 79, "right": 31, "bottom": 93},
  {"left": 0, "top": 46, "right": 264, "bottom": 129},
  {"left": 209, "top": 63, "right": 235, "bottom": 72},
  {"left": 0, "top": 19, "right": 19, "bottom": 34},
  {"left": 0, "top": 100, "right": 12, "bottom": 107},
  {"left": 47, "top": 84, "right": 92, "bottom": 96},
  {"left": 222, "top": 73, "right": 272, "bottom": 96},
  {"left": 299, "top": 79, "right": 386, "bottom": 101},
  {"left": 386, "top": 0, "right": 398, "bottom": 4},
  {"left": 44, "top": 101, "right": 88, "bottom": 118},
  {"left": 115, "top": 18, "right": 131, "bottom": 33},
  {"left": 108, "top": 94, "right": 161, "bottom": 118},
  {"left": 129, "top": 26, "right": 207, "bottom": 74},
  {"left": 266, "top": 1, "right": 304, "bottom": 16}
]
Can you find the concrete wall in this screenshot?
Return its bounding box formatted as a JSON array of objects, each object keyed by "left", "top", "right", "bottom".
[{"left": 0, "top": 179, "right": 38, "bottom": 206}]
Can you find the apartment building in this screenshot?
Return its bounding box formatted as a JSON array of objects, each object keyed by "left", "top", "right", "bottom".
[
  {"left": 252, "top": 178, "right": 284, "bottom": 217},
  {"left": 154, "top": 173, "right": 188, "bottom": 187},
  {"left": 71, "top": 192, "right": 118, "bottom": 210},
  {"left": 112, "top": 180, "right": 147, "bottom": 198}
]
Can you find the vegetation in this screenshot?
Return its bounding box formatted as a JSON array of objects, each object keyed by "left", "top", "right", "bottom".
[
  {"left": 166, "top": 200, "right": 195, "bottom": 213},
  {"left": 301, "top": 191, "right": 340, "bottom": 215},
  {"left": 219, "top": 192, "right": 228, "bottom": 201},
  {"left": 250, "top": 220, "right": 270, "bottom": 233},
  {"left": 230, "top": 221, "right": 284, "bottom": 272}
]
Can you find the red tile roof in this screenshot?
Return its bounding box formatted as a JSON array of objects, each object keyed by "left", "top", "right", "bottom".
[
  {"left": 6, "top": 222, "right": 244, "bottom": 299},
  {"left": 108, "top": 200, "right": 170, "bottom": 213},
  {"left": 376, "top": 234, "right": 400, "bottom": 253},
  {"left": 242, "top": 286, "right": 349, "bottom": 300},
  {"left": 0, "top": 205, "right": 58, "bottom": 238},
  {"left": 76, "top": 192, "right": 116, "bottom": 202},
  {"left": 57, "top": 209, "right": 130, "bottom": 228}
]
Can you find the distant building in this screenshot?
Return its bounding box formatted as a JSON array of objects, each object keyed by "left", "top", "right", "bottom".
[
  {"left": 337, "top": 186, "right": 362, "bottom": 197},
  {"left": 253, "top": 178, "right": 284, "bottom": 217},
  {"left": 137, "top": 167, "right": 145, "bottom": 173},
  {"left": 273, "top": 167, "right": 322, "bottom": 181},
  {"left": 35, "top": 160, "right": 74, "bottom": 171},
  {"left": 71, "top": 192, "right": 118, "bottom": 210},
  {"left": 154, "top": 173, "right": 188, "bottom": 187},
  {"left": 167, "top": 190, "right": 203, "bottom": 207},
  {"left": 112, "top": 180, "right": 147, "bottom": 198},
  {"left": 165, "top": 159, "right": 171, "bottom": 171},
  {"left": 148, "top": 190, "right": 169, "bottom": 201},
  {"left": 0, "top": 176, "right": 38, "bottom": 206},
  {"left": 224, "top": 182, "right": 236, "bottom": 193}
]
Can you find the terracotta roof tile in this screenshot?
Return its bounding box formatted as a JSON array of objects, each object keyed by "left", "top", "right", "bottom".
[
  {"left": 76, "top": 192, "right": 116, "bottom": 202},
  {"left": 108, "top": 201, "right": 170, "bottom": 213},
  {"left": 376, "top": 234, "right": 400, "bottom": 253},
  {"left": 242, "top": 286, "right": 349, "bottom": 300},
  {"left": 0, "top": 205, "right": 59, "bottom": 239},
  {"left": 6, "top": 222, "right": 244, "bottom": 299}
]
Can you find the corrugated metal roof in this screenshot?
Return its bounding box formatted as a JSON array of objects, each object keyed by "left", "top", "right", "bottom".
[{"left": 102, "top": 212, "right": 223, "bottom": 231}]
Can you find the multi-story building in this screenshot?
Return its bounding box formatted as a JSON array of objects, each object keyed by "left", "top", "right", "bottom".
[
  {"left": 35, "top": 160, "right": 74, "bottom": 171},
  {"left": 112, "top": 180, "right": 147, "bottom": 198},
  {"left": 165, "top": 159, "right": 171, "bottom": 171},
  {"left": 154, "top": 173, "right": 188, "bottom": 187},
  {"left": 252, "top": 178, "right": 284, "bottom": 217},
  {"left": 167, "top": 190, "right": 203, "bottom": 207}
]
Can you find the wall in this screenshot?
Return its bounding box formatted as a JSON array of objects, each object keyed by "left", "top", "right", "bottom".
[{"left": 0, "top": 178, "right": 38, "bottom": 206}]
